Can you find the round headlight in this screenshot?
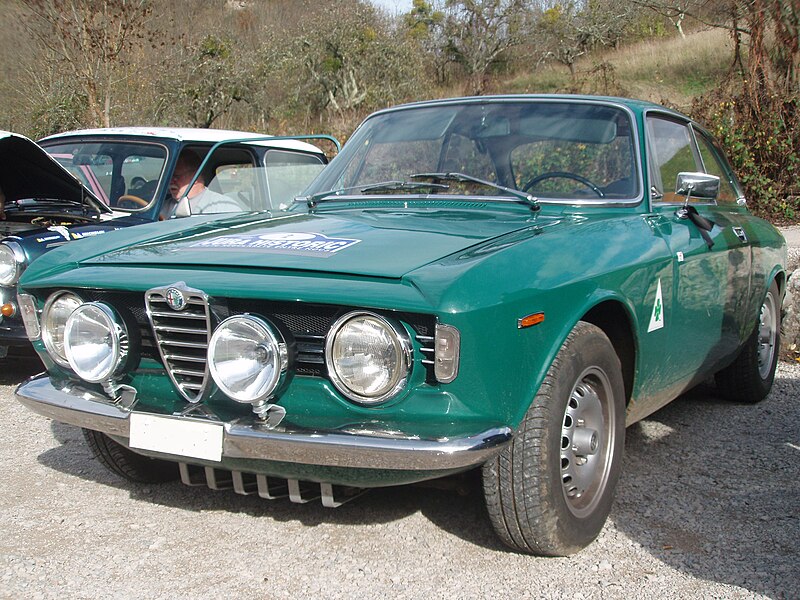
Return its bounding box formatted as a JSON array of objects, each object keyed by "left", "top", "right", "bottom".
[
  {"left": 42, "top": 291, "right": 83, "bottom": 367},
  {"left": 0, "top": 242, "right": 26, "bottom": 286},
  {"left": 64, "top": 302, "right": 128, "bottom": 382},
  {"left": 325, "top": 312, "right": 411, "bottom": 405},
  {"left": 208, "top": 315, "right": 288, "bottom": 404}
]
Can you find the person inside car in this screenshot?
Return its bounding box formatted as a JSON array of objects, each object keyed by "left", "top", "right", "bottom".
[{"left": 160, "top": 149, "right": 243, "bottom": 219}]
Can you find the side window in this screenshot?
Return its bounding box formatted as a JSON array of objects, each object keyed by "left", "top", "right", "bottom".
[
  {"left": 695, "top": 132, "right": 739, "bottom": 204},
  {"left": 647, "top": 116, "right": 701, "bottom": 203},
  {"left": 264, "top": 150, "right": 326, "bottom": 209},
  {"left": 209, "top": 163, "right": 254, "bottom": 201}
]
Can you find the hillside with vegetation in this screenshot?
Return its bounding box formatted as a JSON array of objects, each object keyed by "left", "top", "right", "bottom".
[{"left": 0, "top": 0, "right": 797, "bottom": 221}]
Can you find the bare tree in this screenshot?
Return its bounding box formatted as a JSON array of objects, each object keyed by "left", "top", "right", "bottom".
[
  {"left": 157, "top": 34, "right": 254, "bottom": 129},
  {"left": 20, "top": 0, "right": 153, "bottom": 128},
  {"left": 402, "top": 0, "right": 450, "bottom": 84},
  {"left": 629, "top": 0, "right": 752, "bottom": 39},
  {"left": 292, "top": 2, "right": 425, "bottom": 117},
  {"left": 443, "top": 0, "right": 530, "bottom": 94},
  {"left": 536, "top": 2, "right": 590, "bottom": 78},
  {"left": 628, "top": 0, "right": 706, "bottom": 38},
  {"left": 633, "top": 0, "right": 799, "bottom": 93}
]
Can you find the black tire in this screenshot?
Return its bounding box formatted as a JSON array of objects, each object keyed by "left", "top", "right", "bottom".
[
  {"left": 82, "top": 428, "right": 179, "bottom": 483},
  {"left": 482, "top": 321, "right": 626, "bottom": 556},
  {"left": 715, "top": 280, "right": 781, "bottom": 404}
]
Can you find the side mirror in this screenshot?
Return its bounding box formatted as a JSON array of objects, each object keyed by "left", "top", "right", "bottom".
[{"left": 675, "top": 172, "right": 720, "bottom": 202}]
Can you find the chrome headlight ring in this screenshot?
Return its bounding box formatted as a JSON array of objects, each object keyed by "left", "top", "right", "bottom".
[
  {"left": 0, "top": 241, "right": 26, "bottom": 286},
  {"left": 208, "top": 314, "right": 291, "bottom": 419},
  {"left": 64, "top": 302, "right": 129, "bottom": 384},
  {"left": 325, "top": 311, "right": 412, "bottom": 406},
  {"left": 41, "top": 291, "right": 83, "bottom": 367}
]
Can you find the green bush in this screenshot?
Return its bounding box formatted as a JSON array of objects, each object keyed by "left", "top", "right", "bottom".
[{"left": 692, "top": 88, "right": 800, "bottom": 223}]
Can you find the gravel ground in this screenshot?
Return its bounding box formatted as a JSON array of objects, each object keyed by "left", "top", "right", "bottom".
[{"left": 0, "top": 355, "right": 798, "bottom": 600}]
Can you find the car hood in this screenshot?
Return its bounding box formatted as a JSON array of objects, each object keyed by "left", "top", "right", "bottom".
[
  {"left": 80, "top": 207, "right": 544, "bottom": 278},
  {"left": 0, "top": 131, "right": 110, "bottom": 214}
]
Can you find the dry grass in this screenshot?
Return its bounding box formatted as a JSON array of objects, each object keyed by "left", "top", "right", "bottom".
[{"left": 504, "top": 28, "right": 735, "bottom": 111}]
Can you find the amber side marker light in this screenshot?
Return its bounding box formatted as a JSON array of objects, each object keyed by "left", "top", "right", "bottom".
[
  {"left": 518, "top": 312, "right": 545, "bottom": 329},
  {"left": 1, "top": 303, "right": 16, "bottom": 318}
]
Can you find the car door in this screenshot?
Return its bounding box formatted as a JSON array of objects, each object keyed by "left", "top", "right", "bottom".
[{"left": 644, "top": 113, "right": 752, "bottom": 384}]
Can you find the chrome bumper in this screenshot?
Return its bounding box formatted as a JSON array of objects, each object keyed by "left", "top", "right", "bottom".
[{"left": 16, "top": 374, "right": 512, "bottom": 471}]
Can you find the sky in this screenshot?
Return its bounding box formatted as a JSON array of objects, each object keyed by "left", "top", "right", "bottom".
[{"left": 370, "top": 0, "right": 415, "bottom": 14}]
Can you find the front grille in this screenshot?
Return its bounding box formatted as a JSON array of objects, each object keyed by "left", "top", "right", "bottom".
[
  {"left": 74, "top": 287, "right": 438, "bottom": 390},
  {"left": 145, "top": 285, "right": 212, "bottom": 402},
  {"left": 417, "top": 334, "right": 435, "bottom": 370}
]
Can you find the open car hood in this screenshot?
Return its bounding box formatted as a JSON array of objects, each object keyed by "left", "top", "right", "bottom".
[{"left": 0, "top": 131, "right": 110, "bottom": 214}]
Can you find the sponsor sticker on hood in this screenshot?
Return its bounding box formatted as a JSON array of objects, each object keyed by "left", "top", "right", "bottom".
[{"left": 191, "top": 232, "right": 361, "bottom": 257}]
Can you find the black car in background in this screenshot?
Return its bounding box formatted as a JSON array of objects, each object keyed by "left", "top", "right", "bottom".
[{"left": 0, "top": 127, "right": 330, "bottom": 357}]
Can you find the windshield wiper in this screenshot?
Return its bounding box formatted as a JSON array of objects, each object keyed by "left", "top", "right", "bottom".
[
  {"left": 299, "top": 179, "right": 450, "bottom": 208},
  {"left": 360, "top": 180, "right": 450, "bottom": 194},
  {"left": 299, "top": 173, "right": 538, "bottom": 211},
  {"left": 410, "top": 172, "right": 540, "bottom": 211},
  {"left": 9, "top": 197, "right": 94, "bottom": 210}
]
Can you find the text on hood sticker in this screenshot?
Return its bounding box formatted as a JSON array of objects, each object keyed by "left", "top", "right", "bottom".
[{"left": 190, "top": 232, "right": 361, "bottom": 257}]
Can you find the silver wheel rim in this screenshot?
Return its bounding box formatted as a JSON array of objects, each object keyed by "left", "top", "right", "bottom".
[
  {"left": 560, "top": 366, "right": 616, "bottom": 519},
  {"left": 757, "top": 290, "right": 778, "bottom": 380}
]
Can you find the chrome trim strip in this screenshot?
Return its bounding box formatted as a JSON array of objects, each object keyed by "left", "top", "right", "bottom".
[
  {"left": 153, "top": 324, "right": 209, "bottom": 335},
  {"left": 16, "top": 374, "right": 512, "bottom": 471},
  {"left": 160, "top": 340, "right": 208, "bottom": 349},
  {"left": 15, "top": 374, "right": 130, "bottom": 436},
  {"left": 171, "top": 367, "right": 205, "bottom": 376},
  {"left": 149, "top": 311, "right": 207, "bottom": 320},
  {"left": 163, "top": 354, "right": 206, "bottom": 363},
  {"left": 298, "top": 347, "right": 324, "bottom": 355}
]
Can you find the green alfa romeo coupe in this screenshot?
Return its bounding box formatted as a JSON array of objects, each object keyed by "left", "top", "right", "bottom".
[{"left": 15, "top": 95, "right": 786, "bottom": 555}]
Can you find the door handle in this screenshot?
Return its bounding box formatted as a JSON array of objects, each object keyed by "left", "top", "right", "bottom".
[{"left": 732, "top": 226, "right": 748, "bottom": 243}]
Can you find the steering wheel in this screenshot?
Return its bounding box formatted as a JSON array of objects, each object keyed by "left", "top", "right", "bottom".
[
  {"left": 522, "top": 171, "right": 605, "bottom": 198},
  {"left": 116, "top": 194, "right": 149, "bottom": 208}
]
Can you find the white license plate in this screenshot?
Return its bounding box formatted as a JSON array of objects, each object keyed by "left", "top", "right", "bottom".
[{"left": 129, "top": 414, "right": 223, "bottom": 462}]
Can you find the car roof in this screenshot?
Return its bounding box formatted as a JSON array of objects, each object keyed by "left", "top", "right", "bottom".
[
  {"left": 369, "top": 94, "right": 690, "bottom": 121},
  {"left": 39, "top": 127, "right": 325, "bottom": 155}
]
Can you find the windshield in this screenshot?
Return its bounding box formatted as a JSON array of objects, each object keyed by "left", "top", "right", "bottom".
[
  {"left": 43, "top": 141, "right": 168, "bottom": 211},
  {"left": 304, "top": 100, "right": 639, "bottom": 203}
]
